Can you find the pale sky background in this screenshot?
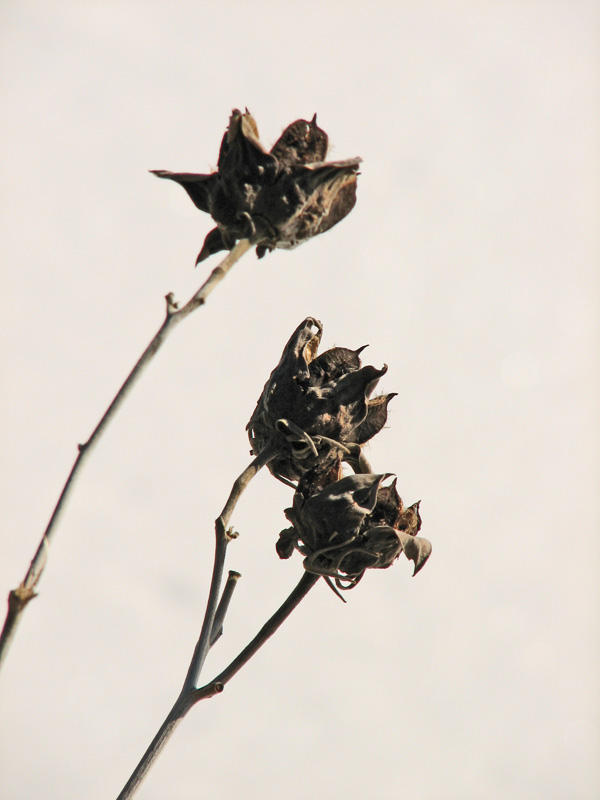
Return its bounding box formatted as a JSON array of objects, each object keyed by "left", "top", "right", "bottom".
[{"left": 1, "top": 2, "right": 598, "bottom": 798}]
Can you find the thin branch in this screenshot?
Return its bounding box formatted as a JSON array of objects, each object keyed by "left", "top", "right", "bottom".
[
  {"left": 180, "top": 520, "right": 232, "bottom": 695},
  {"left": 183, "top": 448, "right": 276, "bottom": 693},
  {"left": 114, "top": 448, "right": 303, "bottom": 800},
  {"left": 0, "top": 239, "right": 252, "bottom": 672},
  {"left": 218, "top": 447, "right": 276, "bottom": 532},
  {"left": 116, "top": 451, "right": 272, "bottom": 799},
  {"left": 203, "top": 571, "right": 319, "bottom": 690},
  {"left": 114, "top": 685, "right": 223, "bottom": 800},
  {"left": 210, "top": 570, "right": 242, "bottom": 647},
  {"left": 116, "top": 571, "right": 319, "bottom": 800}
]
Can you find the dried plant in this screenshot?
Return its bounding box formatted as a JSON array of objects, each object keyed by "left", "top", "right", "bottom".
[
  {"left": 152, "top": 109, "right": 361, "bottom": 263},
  {"left": 115, "top": 318, "right": 431, "bottom": 798},
  {"left": 279, "top": 473, "right": 431, "bottom": 589},
  {"left": 0, "top": 108, "right": 432, "bottom": 800},
  {"left": 247, "top": 316, "right": 395, "bottom": 485},
  {"left": 0, "top": 111, "right": 359, "bottom": 670}
]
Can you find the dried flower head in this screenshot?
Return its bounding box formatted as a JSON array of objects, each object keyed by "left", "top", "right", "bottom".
[
  {"left": 151, "top": 109, "right": 361, "bottom": 264},
  {"left": 247, "top": 318, "right": 396, "bottom": 487},
  {"left": 277, "top": 474, "right": 431, "bottom": 591}
]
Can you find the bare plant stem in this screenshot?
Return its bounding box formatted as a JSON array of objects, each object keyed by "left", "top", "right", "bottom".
[
  {"left": 115, "top": 452, "right": 273, "bottom": 798},
  {"left": 207, "top": 571, "right": 319, "bottom": 688},
  {"left": 116, "top": 571, "right": 319, "bottom": 800},
  {"left": 0, "top": 239, "right": 252, "bottom": 671},
  {"left": 182, "top": 450, "right": 276, "bottom": 693}
]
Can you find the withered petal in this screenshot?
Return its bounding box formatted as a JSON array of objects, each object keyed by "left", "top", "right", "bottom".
[
  {"left": 397, "top": 500, "right": 422, "bottom": 537},
  {"left": 328, "top": 365, "right": 388, "bottom": 412},
  {"left": 368, "top": 478, "right": 402, "bottom": 528},
  {"left": 270, "top": 115, "right": 329, "bottom": 165},
  {"left": 316, "top": 175, "right": 359, "bottom": 235},
  {"left": 294, "top": 158, "right": 362, "bottom": 195},
  {"left": 196, "top": 227, "right": 227, "bottom": 264},
  {"left": 397, "top": 530, "right": 432, "bottom": 575},
  {"left": 309, "top": 346, "right": 364, "bottom": 384},
  {"left": 352, "top": 393, "right": 397, "bottom": 445},
  {"left": 362, "top": 525, "right": 405, "bottom": 567},
  {"left": 217, "top": 109, "right": 276, "bottom": 181},
  {"left": 335, "top": 525, "right": 402, "bottom": 574},
  {"left": 270, "top": 317, "right": 323, "bottom": 384},
  {"left": 263, "top": 162, "right": 360, "bottom": 251},
  {"left": 301, "top": 473, "right": 387, "bottom": 538},
  {"left": 226, "top": 109, "right": 262, "bottom": 148},
  {"left": 150, "top": 170, "right": 218, "bottom": 213}
]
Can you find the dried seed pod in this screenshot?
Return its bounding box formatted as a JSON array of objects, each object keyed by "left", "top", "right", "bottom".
[
  {"left": 151, "top": 109, "right": 361, "bottom": 263},
  {"left": 279, "top": 475, "right": 431, "bottom": 590},
  {"left": 247, "top": 318, "right": 396, "bottom": 486}
]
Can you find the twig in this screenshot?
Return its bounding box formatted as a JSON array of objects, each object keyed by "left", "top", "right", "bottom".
[
  {"left": 182, "top": 450, "right": 275, "bottom": 693},
  {"left": 0, "top": 239, "right": 252, "bottom": 671},
  {"left": 114, "top": 448, "right": 284, "bottom": 800},
  {"left": 116, "top": 571, "right": 319, "bottom": 800},
  {"left": 115, "top": 514, "right": 234, "bottom": 800},
  {"left": 206, "top": 571, "right": 319, "bottom": 689},
  {"left": 210, "top": 570, "right": 241, "bottom": 647}
]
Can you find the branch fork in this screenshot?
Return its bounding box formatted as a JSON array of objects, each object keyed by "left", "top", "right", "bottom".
[{"left": 116, "top": 456, "right": 318, "bottom": 800}]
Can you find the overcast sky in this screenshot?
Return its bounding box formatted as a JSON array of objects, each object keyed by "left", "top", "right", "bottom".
[{"left": 1, "top": 2, "right": 598, "bottom": 798}]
